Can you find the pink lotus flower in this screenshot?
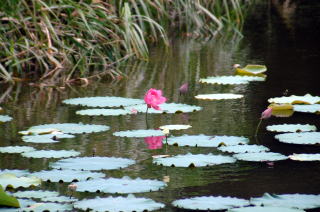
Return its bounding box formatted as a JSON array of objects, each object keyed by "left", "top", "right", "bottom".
[
  {"left": 144, "top": 136, "right": 165, "bottom": 150},
  {"left": 179, "top": 83, "right": 188, "bottom": 95},
  {"left": 261, "top": 107, "right": 272, "bottom": 119},
  {"left": 144, "top": 88, "right": 166, "bottom": 110}
]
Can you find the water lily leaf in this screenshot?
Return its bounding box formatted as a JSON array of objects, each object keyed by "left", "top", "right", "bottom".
[
  {"left": 63, "top": 96, "right": 144, "bottom": 108},
  {"left": 41, "top": 196, "right": 77, "bottom": 203},
  {"left": 228, "top": 206, "right": 305, "bottom": 212},
  {"left": 0, "top": 173, "right": 41, "bottom": 189},
  {"left": 218, "top": 145, "right": 270, "bottom": 154},
  {"left": 21, "top": 202, "right": 73, "bottom": 211},
  {"left": 153, "top": 153, "right": 236, "bottom": 167},
  {"left": 235, "top": 64, "right": 267, "bottom": 75},
  {"left": 25, "top": 123, "right": 110, "bottom": 134},
  {"left": 50, "top": 157, "right": 135, "bottom": 171},
  {"left": 195, "top": 93, "right": 244, "bottom": 100},
  {"left": 250, "top": 193, "right": 320, "bottom": 209},
  {"left": 21, "top": 150, "right": 80, "bottom": 158},
  {"left": 113, "top": 129, "right": 164, "bottom": 137},
  {"left": 22, "top": 134, "right": 75, "bottom": 144},
  {"left": 74, "top": 195, "right": 165, "bottom": 212},
  {"left": 233, "top": 152, "right": 288, "bottom": 162},
  {"left": 0, "top": 169, "right": 30, "bottom": 177},
  {"left": 167, "top": 134, "right": 249, "bottom": 147},
  {"left": 0, "top": 199, "right": 35, "bottom": 211},
  {"left": 293, "top": 104, "right": 320, "bottom": 113},
  {"left": 266, "top": 124, "right": 316, "bottom": 133},
  {"left": 0, "top": 146, "right": 36, "bottom": 154},
  {"left": 125, "top": 103, "right": 202, "bottom": 114},
  {"left": 19, "top": 128, "right": 62, "bottom": 135},
  {"left": 199, "top": 75, "right": 265, "bottom": 85},
  {"left": 268, "top": 94, "right": 320, "bottom": 105},
  {"left": 0, "top": 185, "right": 20, "bottom": 208},
  {"left": 275, "top": 132, "right": 320, "bottom": 145},
  {"left": 12, "top": 190, "right": 59, "bottom": 199},
  {"left": 76, "top": 176, "right": 166, "bottom": 193},
  {"left": 159, "top": 125, "right": 192, "bottom": 130},
  {"left": 76, "top": 108, "right": 131, "bottom": 116},
  {"left": 172, "top": 196, "right": 250, "bottom": 210},
  {"left": 31, "top": 169, "right": 106, "bottom": 182},
  {"left": 288, "top": 153, "right": 320, "bottom": 161},
  {"left": 269, "top": 104, "right": 294, "bottom": 111},
  {"left": 0, "top": 115, "right": 12, "bottom": 122},
  {"left": 272, "top": 109, "right": 294, "bottom": 118}
]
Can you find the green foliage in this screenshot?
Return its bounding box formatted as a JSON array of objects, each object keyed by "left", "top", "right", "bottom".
[{"left": 0, "top": 185, "right": 20, "bottom": 208}]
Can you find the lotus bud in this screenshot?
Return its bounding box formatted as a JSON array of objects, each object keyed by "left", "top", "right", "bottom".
[
  {"left": 233, "top": 64, "right": 241, "bottom": 68},
  {"left": 179, "top": 83, "right": 188, "bottom": 95},
  {"left": 162, "top": 128, "right": 170, "bottom": 135},
  {"left": 68, "top": 183, "right": 77, "bottom": 191},
  {"left": 261, "top": 107, "right": 273, "bottom": 119}
]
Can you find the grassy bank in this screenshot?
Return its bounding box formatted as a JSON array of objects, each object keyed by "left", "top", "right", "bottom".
[{"left": 0, "top": 0, "right": 250, "bottom": 85}]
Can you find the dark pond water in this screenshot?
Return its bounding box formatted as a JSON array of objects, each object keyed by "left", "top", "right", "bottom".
[{"left": 1, "top": 1, "right": 320, "bottom": 211}]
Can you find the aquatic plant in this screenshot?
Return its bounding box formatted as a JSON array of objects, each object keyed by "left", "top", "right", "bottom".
[
  {"left": 144, "top": 88, "right": 166, "bottom": 111},
  {"left": 255, "top": 107, "right": 272, "bottom": 136}
]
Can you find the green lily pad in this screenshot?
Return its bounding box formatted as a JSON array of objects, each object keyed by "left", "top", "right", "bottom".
[
  {"left": 113, "top": 129, "right": 165, "bottom": 138},
  {"left": 228, "top": 206, "right": 305, "bottom": 212},
  {"left": 125, "top": 103, "right": 202, "bottom": 114},
  {"left": 167, "top": 135, "right": 249, "bottom": 147},
  {"left": 0, "top": 185, "right": 20, "bottom": 208},
  {"left": 21, "top": 150, "right": 80, "bottom": 158},
  {"left": 233, "top": 152, "right": 287, "bottom": 162},
  {"left": 31, "top": 169, "right": 106, "bottom": 182},
  {"left": 41, "top": 196, "right": 77, "bottom": 203},
  {"left": 267, "top": 124, "right": 317, "bottom": 133},
  {"left": 76, "top": 176, "right": 166, "bottom": 193},
  {"left": 12, "top": 190, "right": 59, "bottom": 199},
  {"left": 268, "top": 94, "right": 320, "bottom": 105},
  {"left": 22, "top": 134, "right": 75, "bottom": 144},
  {"left": 0, "top": 199, "right": 35, "bottom": 211},
  {"left": 50, "top": 157, "right": 135, "bottom": 171},
  {"left": 0, "top": 170, "right": 30, "bottom": 177},
  {"left": 0, "top": 115, "right": 12, "bottom": 122},
  {"left": 0, "top": 173, "right": 41, "bottom": 189},
  {"left": 289, "top": 153, "right": 320, "bottom": 161},
  {"left": 159, "top": 125, "right": 192, "bottom": 130},
  {"left": 153, "top": 153, "right": 236, "bottom": 167},
  {"left": 250, "top": 193, "right": 320, "bottom": 209},
  {"left": 76, "top": 108, "right": 131, "bottom": 116},
  {"left": 19, "top": 128, "right": 62, "bottom": 136},
  {"left": 25, "top": 123, "right": 109, "bottom": 134},
  {"left": 172, "top": 196, "right": 250, "bottom": 210},
  {"left": 63, "top": 96, "right": 144, "bottom": 108},
  {"left": 0, "top": 146, "right": 36, "bottom": 154},
  {"left": 236, "top": 64, "right": 267, "bottom": 75},
  {"left": 293, "top": 104, "right": 320, "bottom": 113},
  {"left": 199, "top": 75, "right": 265, "bottom": 85},
  {"left": 21, "top": 202, "right": 73, "bottom": 211},
  {"left": 275, "top": 132, "right": 320, "bottom": 145},
  {"left": 218, "top": 145, "right": 270, "bottom": 154},
  {"left": 74, "top": 195, "right": 165, "bottom": 212},
  {"left": 195, "top": 93, "right": 244, "bottom": 100}
]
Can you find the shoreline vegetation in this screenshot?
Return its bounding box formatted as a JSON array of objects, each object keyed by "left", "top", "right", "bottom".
[{"left": 0, "top": 0, "right": 250, "bottom": 85}]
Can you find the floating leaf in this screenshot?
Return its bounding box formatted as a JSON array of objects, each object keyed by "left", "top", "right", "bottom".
[
  {"left": 21, "top": 202, "right": 73, "bottom": 211},
  {"left": 63, "top": 96, "right": 144, "bottom": 108},
  {"left": 218, "top": 145, "right": 269, "bottom": 154},
  {"left": 199, "top": 75, "right": 265, "bottom": 85},
  {"left": 22, "top": 134, "right": 75, "bottom": 144},
  {"left": 50, "top": 157, "right": 135, "bottom": 171},
  {"left": 0, "top": 185, "right": 20, "bottom": 208},
  {"left": 275, "top": 132, "right": 320, "bottom": 145},
  {"left": 289, "top": 153, "right": 320, "bottom": 161},
  {"left": 76, "top": 176, "right": 166, "bottom": 193},
  {"left": 25, "top": 123, "right": 109, "bottom": 134},
  {"left": 0, "top": 146, "right": 36, "bottom": 154},
  {"left": 250, "top": 193, "right": 320, "bottom": 209},
  {"left": 272, "top": 109, "right": 294, "bottom": 118},
  {"left": 233, "top": 152, "right": 287, "bottom": 162},
  {"left": 19, "top": 128, "right": 62, "bottom": 135},
  {"left": 172, "top": 196, "right": 249, "bottom": 210},
  {"left": 113, "top": 129, "right": 164, "bottom": 138},
  {"left": 21, "top": 150, "right": 80, "bottom": 159},
  {"left": 235, "top": 64, "right": 267, "bottom": 76},
  {"left": 12, "top": 190, "right": 59, "bottom": 199},
  {"left": 0, "top": 169, "right": 30, "bottom": 177},
  {"left": 293, "top": 104, "right": 320, "bottom": 113},
  {"left": 153, "top": 153, "right": 236, "bottom": 167},
  {"left": 167, "top": 135, "right": 249, "bottom": 147},
  {"left": 74, "top": 195, "right": 165, "bottom": 212},
  {"left": 159, "top": 125, "right": 192, "bottom": 130},
  {"left": 195, "top": 93, "right": 244, "bottom": 100},
  {"left": 266, "top": 124, "right": 317, "bottom": 133},
  {"left": 31, "top": 169, "right": 106, "bottom": 183},
  {"left": 0, "top": 115, "right": 12, "bottom": 122},
  {"left": 0, "top": 173, "right": 41, "bottom": 189},
  {"left": 268, "top": 94, "right": 320, "bottom": 105},
  {"left": 41, "top": 196, "right": 77, "bottom": 203},
  {"left": 228, "top": 206, "right": 305, "bottom": 212},
  {"left": 269, "top": 104, "right": 294, "bottom": 111},
  {"left": 0, "top": 199, "right": 35, "bottom": 211},
  {"left": 76, "top": 108, "right": 131, "bottom": 116},
  {"left": 125, "top": 103, "right": 202, "bottom": 114}
]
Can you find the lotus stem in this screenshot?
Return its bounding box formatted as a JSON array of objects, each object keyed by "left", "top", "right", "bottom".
[
  {"left": 255, "top": 119, "right": 263, "bottom": 137},
  {"left": 145, "top": 106, "right": 149, "bottom": 129}
]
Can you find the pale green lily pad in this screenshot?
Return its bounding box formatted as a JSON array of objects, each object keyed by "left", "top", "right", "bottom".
[
  {"left": 293, "top": 104, "right": 320, "bottom": 113},
  {"left": 167, "top": 135, "right": 249, "bottom": 147},
  {"left": 159, "top": 125, "right": 192, "bottom": 130},
  {"left": 218, "top": 145, "right": 270, "bottom": 154},
  {"left": 31, "top": 169, "right": 106, "bottom": 182},
  {"left": 0, "top": 173, "right": 41, "bottom": 189},
  {"left": 195, "top": 93, "right": 244, "bottom": 100},
  {"left": 172, "top": 196, "right": 250, "bottom": 210},
  {"left": 41, "top": 196, "right": 77, "bottom": 203},
  {"left": 76, "top": 108, "right": 131, "bottom": 116},
  {"left": 74, "top": 195, "right": 165, "bottom": 212},
  {"left": 267, "top": 124, "right": 317, "bottom": 133},
  {"left": 26, "top": 123, "right": 109, "bottom": 134},
  {"left": 275, "top": 132, "right": 320, "bottom": 145},
  {"left": 0, "top": 146, "right": 36, "bottom": 154},
  {"left": 250, "top": 193, "right": 320, "bottom": 209},
  {"left": 76, "top": 176, "right": 166, "bottom": 193},
  {"left": 0, "top": 169, "right": 30, "bottom": 177},
  {"left": 228, "top": 206, "right": 305, "bottom": 212},
  {"left": 241, "top": 64, "right": 267, "bottom": 74},
  {"left": 124, "top": 103, "right": 202, "bottom": 114},
  {"left": 21, "top": 202, "right": 73, "bottom": 211},
  {"left": 233, "top": 152, "right": 287, "bottom": 162},
  {"left": 22, "top": 134, "right": 75, "bottom": 144},
  {"left": 268, "top": 94, "right": 320, "bottom": 105},
  {"left": 21, "top": 150, "right": 80, "bottom": 158},
  {"left": 50, "top": 157, "right": 135, "bottom": 171},
  {"left": 0, "top": 115, "right": 12, "bottom": 122},
  {"left": 19, "top": 128, "right": 62, "bottom": 135},
  {"left": 153, "top": 153, "right": 236, "bottom": 167},
  {"left": 12, "top": 190, "right": 59, "bottom": 199},
  {"left": 199, "top": 75, "right": 265, "bottom": 85},
  {"left": 113, "top": 129, "right": 164, "bottom": 137},
  {"left": 0, "top": 199, "right": 35, "bottom": 212},
  {"left": 63, "top": 96, "right": 144, "bottom": 108},
  {"left": 289, "top": 153, "right": 320, "bottom": 161}
]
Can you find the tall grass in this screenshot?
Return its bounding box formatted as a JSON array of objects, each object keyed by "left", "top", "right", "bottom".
[{"left": 0, "top": 0, "right": 250, "bottom": 84}]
